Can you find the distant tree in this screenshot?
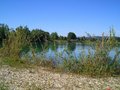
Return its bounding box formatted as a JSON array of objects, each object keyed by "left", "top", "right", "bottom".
[
  {"left": 44, "top": 32, "right": 50, "bottom": 41},
  {"left": 67, "top": 32, "right": 76, "bottom": 40},
  {"left": 59, "top": 35, "right": 63, "bottom": 40},
  {"left": 31, "top": 29, "right": 50, "bottom": 43},
  {"left": 80, "top": 36, "right": 86, "bottom": 41},
  {"left": 59, "top": 35, "right": 67, "bottom": 40},
  {"left": 0, "top": 24, "right": 9, "bottom": 45},
  {"left": 116, "top": 37, "right": 120, "bottom": 42},
  {"left": 50, "top": 32, "right": 59, "bottom": 40}
]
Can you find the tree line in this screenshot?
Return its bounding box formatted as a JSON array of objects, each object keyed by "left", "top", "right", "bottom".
[
  {"left": 0, "top": 23, "right": 120, "bottom": 46},
  {"left": 0, "top": 24, "right": 78, "bottom": 45}
]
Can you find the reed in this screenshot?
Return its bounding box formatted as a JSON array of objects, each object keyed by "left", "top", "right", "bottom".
[{"left": 0, "top": 29, "right": 120, "bottom": 77}]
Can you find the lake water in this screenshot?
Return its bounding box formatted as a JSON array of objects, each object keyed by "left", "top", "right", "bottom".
[{"left": 21, "top": 42, "right": 120, "bottom": 63}]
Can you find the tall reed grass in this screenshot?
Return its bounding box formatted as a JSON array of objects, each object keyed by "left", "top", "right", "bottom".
[
  {"left": 62, "top": 30, "right": 120, "bottom": 77},
  {"left": 0, "top": 29, "right": 120, "bottom": 77}
]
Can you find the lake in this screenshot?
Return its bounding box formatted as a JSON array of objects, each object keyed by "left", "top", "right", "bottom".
[{"left": 21, "top": 42, "right": 120, "bottom": 63}]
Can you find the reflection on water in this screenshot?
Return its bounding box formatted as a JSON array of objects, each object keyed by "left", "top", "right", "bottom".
[
  {"left": 21, "top": 42, "right": 120, "bottom": 61},
  {"left": 67, "top": 42, "right": 76, "bottom": 52}
]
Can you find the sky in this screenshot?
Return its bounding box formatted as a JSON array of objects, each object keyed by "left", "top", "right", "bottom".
[{"left": 1, "top": 0, "right": 120, "bottom": 36}]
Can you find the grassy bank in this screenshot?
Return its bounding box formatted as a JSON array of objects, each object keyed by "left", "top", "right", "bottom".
[{"left": 0, "top": 30, "right": 120, "bottom": 77}]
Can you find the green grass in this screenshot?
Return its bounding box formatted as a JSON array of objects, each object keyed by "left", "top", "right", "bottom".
[
  {"left": 0, "top": 82, "right": 8, "bottom": 90},
  {"left": 0, "top": 57, "right": 33, "bottom": 69}
]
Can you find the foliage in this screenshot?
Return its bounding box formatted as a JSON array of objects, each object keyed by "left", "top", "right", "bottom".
[
  {"left": 0, "top": 23, "right": 120, "bottom": 77},
  {"left": 50, "top": 32, "right": 59, "bottom": 40},
  {"left": 16, "top": 26, "right": 31, "bottom": 47},
  {"left": 0, "top": 28, "right": 31, "bottom": 60},
  {"left": 31, "top": 29, "right": 50, "bottom": 43},
  {"left": 67, "top": 32, "right": 76, "bottom": 40},
  {"left": 62, "top": 31, "right": 120, "bottom": 77},
  {"left": 0, "top": 57, "right": 31, "bottom": 68},
  {"left": 0, "top": 24, "right": 9, "bottom": 45}
]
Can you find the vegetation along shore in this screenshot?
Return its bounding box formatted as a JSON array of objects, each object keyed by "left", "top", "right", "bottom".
[{"left": 0, "top": 24, "right": 120, "bottom": 89}]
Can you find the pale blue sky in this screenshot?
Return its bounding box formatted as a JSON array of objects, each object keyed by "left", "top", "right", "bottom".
[{"left": 1, "top": 0, "right": 120, "bottom": 36}]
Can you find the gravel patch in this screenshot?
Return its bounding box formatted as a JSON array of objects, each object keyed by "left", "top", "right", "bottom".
[{"left": 0, "top": 65, "right": 120, "bottom": 90}]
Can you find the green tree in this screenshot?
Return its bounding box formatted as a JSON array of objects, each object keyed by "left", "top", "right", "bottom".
[
  {"left": 44, "top": 31, "right": 50, "bottom": 41},
  {"left": 1, "top": 26, "right": 31, "bottom": 58},
  {"left": 50, "top": 32, "right": 59, "bottom": 40},
  {"left": 31, "top": 29, "right": 50, "bottom": 43},
  {"left": 59, "top": 35, "right": 67, "bottom": 40},
  {"left": 0, "top": 24, "right": 9, "bottom": 45},
  {"left": 67, "top": 32, "right": 76, "bottom": 40}
]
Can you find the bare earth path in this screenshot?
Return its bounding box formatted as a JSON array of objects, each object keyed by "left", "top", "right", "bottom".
[{"left": 0, "top": 65, "right": 120, "bottom": 90}]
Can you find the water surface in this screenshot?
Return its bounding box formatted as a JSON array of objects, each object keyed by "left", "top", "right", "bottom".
[{"left": 22, "top": 42, "right": 120, "bottom": 62}]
